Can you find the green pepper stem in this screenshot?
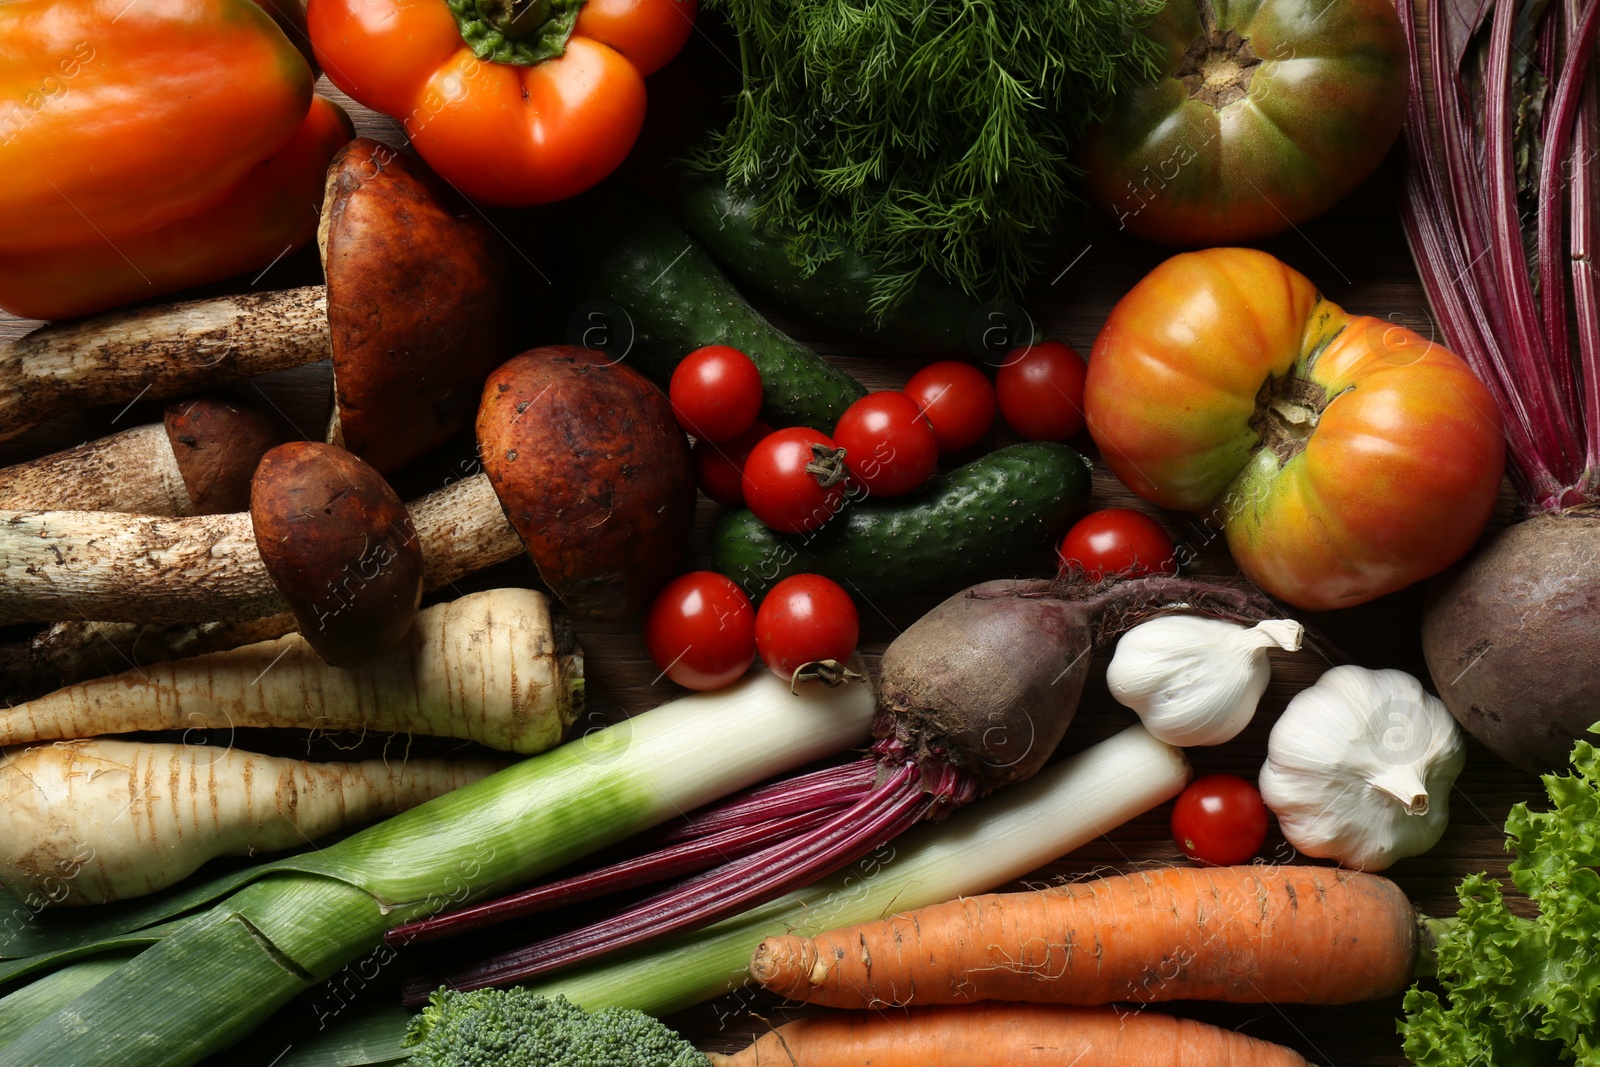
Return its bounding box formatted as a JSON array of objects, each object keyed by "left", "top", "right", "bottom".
[{"left": 446, "top": 0, "right": 582, "bottom": 66}]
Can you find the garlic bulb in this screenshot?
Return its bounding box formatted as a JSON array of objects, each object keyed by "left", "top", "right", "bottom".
[
  {"left": 1106, "top": 615, "right": 1305, "bottom": 746},
  {"left": 1260, "top": 665, "right": 1466, "bottom": 872}
]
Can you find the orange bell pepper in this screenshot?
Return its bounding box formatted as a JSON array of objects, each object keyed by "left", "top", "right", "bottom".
[
  {"left": 307, "top": 0, "right": 696, "bottom": 206},
  {"left": 0, "top": 0, "right": 351, "bottom": 320}
]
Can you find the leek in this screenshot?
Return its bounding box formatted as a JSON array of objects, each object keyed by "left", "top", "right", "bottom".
[
  {"left": 267, "top": 723, "right": 1192, "bottom": 1066},
  {"left": 0, "top": 952, "right": 135, "bottom": 1050},
  {"left": 0, "top": 669, "right": 877, "bottom": 1067}
]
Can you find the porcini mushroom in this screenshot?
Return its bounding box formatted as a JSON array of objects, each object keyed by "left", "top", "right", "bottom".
[
  {"left": 0, "top": 397, "right": 278, "bottom": 514},
  {"left": 0, "top": 472, "right": 521, "bottom": 700},
  {"left": 0, "top": 348, "right": 695, "bottom": 628},
  {"left": 249, "top": 441, "right": 424, "bottom": 667},
  {"left": 477, "top": 345, "right": 697, "bottom": 619},
  {"left": 0, "top": 139, "right": 514, "bottom": 475},
  {"left": 0, "top": 441, "right": 428, "bottom": 668},
  {"left": 0, "top": 462, "right": 517, "bottom": 627}
]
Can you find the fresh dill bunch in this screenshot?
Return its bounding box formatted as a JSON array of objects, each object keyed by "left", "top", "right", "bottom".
[{"left": 697, "top": 0, "right": 1164, "bottom": 313}]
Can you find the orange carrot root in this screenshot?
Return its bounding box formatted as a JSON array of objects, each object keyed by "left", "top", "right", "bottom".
[
  {"left": 706, "top": 1003, "right": 1310, "bottom": 1066},
  {"left": 748, "top": 864, "right": 1419, "bottom": 1009}
]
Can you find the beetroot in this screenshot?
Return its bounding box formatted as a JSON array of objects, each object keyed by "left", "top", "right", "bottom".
[
  {"left": 876, "top": 576, "right": 1280, "bottom": 792},
  {"left": 1422, "top": 514, "right": 1600, "bottom": 775}
]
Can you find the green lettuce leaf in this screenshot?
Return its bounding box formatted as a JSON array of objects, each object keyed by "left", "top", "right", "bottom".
[{"left": 1399, "top": 739, "right": 1600, "bottom": 1065}]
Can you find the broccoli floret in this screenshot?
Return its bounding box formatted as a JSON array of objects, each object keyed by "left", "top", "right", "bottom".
[{"left": 402, "top": 987, "right": 709, "bottom": 1067}]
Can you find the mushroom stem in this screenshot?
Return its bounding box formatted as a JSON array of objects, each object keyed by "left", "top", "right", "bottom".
[
  {"left": 0, "top": 398, "right": 280, "bottom": 514},
  {"left": 0, "top": 509, "right": 280, "bottom": 624},
  {"left": 0, "top": 474, "right": 524, "bottom": 701},
  {"left": 411, "top": 470, "right": 527, "bottom": 590},
  {"left": 0, "top": 287, "right": 329, "bottom": 443},
  {"left": 0, "top": 472, "right": 523, "bottom": 627},
  {"left": 0, "top": 423, "right": 190, "bottom": 513}
]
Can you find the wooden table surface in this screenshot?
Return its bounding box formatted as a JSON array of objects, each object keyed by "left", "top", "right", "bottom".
[{"left": 0, "top": 81, "right": 1545, "bottom": 1067}]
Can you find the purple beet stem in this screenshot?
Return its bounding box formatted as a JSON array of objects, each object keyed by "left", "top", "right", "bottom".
[
  {"left": 384, "top": 761, "right": 878, "bottom": 947},
  {"left": 658, "top": 759, "right": 878, "bottom": 842},
  {"left": 1398, "top": 0, "right": 1600, "bottom": 509},
  {"left": 401, "top": 759, "right": 949, "bottom": 1003},
  {"left": 388, "top": 809, "right": 846, "bottom": 947}
]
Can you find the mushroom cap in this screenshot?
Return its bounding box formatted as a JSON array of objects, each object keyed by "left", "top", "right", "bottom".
[
  {"left": 319, "top": 139, "right": 515, "bottom": 475},
  {"left": 249, "top": 441, "right": 424, "bottom": 667},
  {"left": 163, "top": 397, "right": 280, "bottom": 514},
  {"left": 477, "top": 346, "right": 696, "bottom": 620}
]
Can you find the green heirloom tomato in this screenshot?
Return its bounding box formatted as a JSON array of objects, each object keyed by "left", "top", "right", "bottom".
[{"left": 1076, "top": 0, "right": 1408, "bottom": 245}]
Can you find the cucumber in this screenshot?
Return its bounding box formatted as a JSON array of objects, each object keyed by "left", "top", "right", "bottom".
[
  {"left": 678, "top": 179, "right": 985, "bottom": 360},
  {"left": 554, "top": 187, "right": 867, "bottom": 432},
  {"left": 712, "top": 441, "right": 1094, "bottom": 601}
]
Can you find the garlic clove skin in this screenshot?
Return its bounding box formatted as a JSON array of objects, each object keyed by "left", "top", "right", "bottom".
[
  {"left": 1259, "top": 664, "right": 1467, "bottom": 872},
  {"left": 1106, "top": 615, "right": 1304, "bottom": 747}
]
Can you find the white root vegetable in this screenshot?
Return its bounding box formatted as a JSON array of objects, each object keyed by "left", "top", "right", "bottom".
[
  {"left": 0, "top": 737, "right": 507, "bottom": 905},
  {"left": 0, "top": 588, "right": 583, "bottom": 756}
]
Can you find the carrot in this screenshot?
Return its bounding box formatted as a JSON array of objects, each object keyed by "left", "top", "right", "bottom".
[
  {"left": 705, "top": 1003, "right": 1310, "bottom": 1066},
  {"left": 0, "top": 737, "right": 508, "bottom": 906},
  {"left": 749, "top": 864, "right": 1424, "bottom": 1009}
]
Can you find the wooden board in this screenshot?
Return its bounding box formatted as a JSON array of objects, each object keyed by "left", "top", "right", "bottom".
[{"left": 0, "top": 85, "right": 1546, "bottom": 1067}]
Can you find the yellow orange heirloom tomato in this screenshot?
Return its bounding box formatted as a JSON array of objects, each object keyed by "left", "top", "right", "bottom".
[
  {"left": 308, "top": 0, "right": 696, "bottom": 206},
  {"left": 1085, "top": 248, "right": 1505, "bottom": 611},
  {"left": 0, "top": 0, "right": 349, "bottom": 321}
]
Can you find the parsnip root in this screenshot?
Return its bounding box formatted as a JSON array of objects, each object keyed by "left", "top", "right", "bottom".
[
  {"left": 0, "top": 737, "right": 507, "bottom": 905},
  {"left": 0, "top": 588, "right": 583, "bottom": 754}
]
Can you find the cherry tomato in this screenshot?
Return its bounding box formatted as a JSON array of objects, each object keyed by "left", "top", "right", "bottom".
[
  {"left": 741, "top": 427, "right": 849, "bottom": 534},
  {"left": 669, "top": 345, "right": 764, "bottom": 442},
  {"left": 755, "top": 573, "right": 860, "bottom": 683},
  {"left": 1059, "top": 508, "right": 1178, "bottom": 580},
  {"left": 643, "top": 571, "right": 756, "bottom": 691},
  {"left": 832, "top": 391, "right": 939, "bottom": 497},
  {"left": 996, "top": 340, "right": 1088, "bottom": 441},
  {"left": 693, "top": 420, "right": 771, "bottom": 508},
  {"left": 904, "top": 360, "right": 997, "bottom": 454},
  {"left": 1171, "top": 773, "right": 1270, "bottom": 866}
]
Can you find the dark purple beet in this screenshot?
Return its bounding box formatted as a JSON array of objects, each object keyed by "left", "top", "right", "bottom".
[
  {"left": 1422, "top": 512, "right": 1600, "bottom": 775},
  {"left": 876, "top": 575, "right": 1282, "bottom": 792},
  {"left": 875, "top": 578, "right": 1085, "bottom": 793}
]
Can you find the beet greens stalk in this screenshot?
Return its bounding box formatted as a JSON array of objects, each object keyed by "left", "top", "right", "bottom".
[
  {"left": 1396, "top": 0, "right": 1600, "bottom": 509},
  {"left": 395, "top": 574, "right": 1285, "bottom": 1000},
  {"left": 1398, "top": 0, "right": 1600, "bottom": 776},
  {"left": 385, "top": 761, "right": 882, "bottom": 947}
]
